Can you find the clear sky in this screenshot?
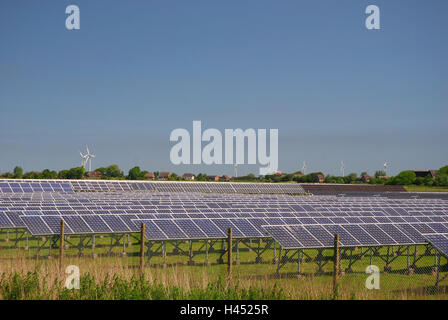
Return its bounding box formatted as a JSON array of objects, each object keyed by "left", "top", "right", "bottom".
[{"left": 1, "top": 0, "right": 447, "bottom": 176}]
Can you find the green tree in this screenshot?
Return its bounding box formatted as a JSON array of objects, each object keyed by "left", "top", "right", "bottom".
[
  {"left": 13, "top": 166, "right": 23, "bottom": 179},
  {"left": 438, "top": 165, "right": 448, "bottom": 176},
  {"left": 96, "top": 165, "right": 124, "bottom": 179},
  {"left": 0, "top": 172, "right": 13, "bottom": 178},
  {"left": 58, "top": 170, "right": 69, "bottom": 179},
  {"left": 66, "top": 167, "right": 85, "bottom": 179},
  {"left": 42, "top": 169, "right": 58, "bottom": 179},
  {"left": 344, "top": 173, "right": 358, "bottom": 184},
  {"left": 389, "top": 170, "right": 416, "bottom": 185},
  {"left": 127, "top": 166, "right": 142, "bottom": 180},
  {"left": 168, "top": 173, "right": 179, "bottom": 181},
  {"left": 375, "top": 170, "right": 386, "bottom": 178},
  {"left": 423, "top": 175, "right": 434, "bottom": 186},
  {"left": 23, "top": 171, "right": 43, "bottom": 179},
  {"left": 435, "top": 174, "right": 448, "bottom": 187}
]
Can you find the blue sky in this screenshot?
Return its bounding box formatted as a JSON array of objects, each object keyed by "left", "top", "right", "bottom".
[{"left": 0, "top": 0, "right": 447, "bottom": 176}]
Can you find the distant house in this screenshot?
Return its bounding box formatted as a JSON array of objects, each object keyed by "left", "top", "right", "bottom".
[
  {"left": 88, "top": 171, "right": 102, "bottom": 178},
  {"left": 207, "top": 175, "right": 220, "bottom": 182},
  {"left": 293, "top": 173, "right": 304, "bottom": 178},
  {"left": 413, "top": 170, "right": 438, "bottom": 178},
  {"left": 182, "top": 173, "right": 195, "bottom": 180},
  {"left": 315, "top": 174, "right": 325, "bottom": 183},
  {"left": 144, "top": 172, "right": 155, "bottom": 180},
  {"left": 221, "top": 175, "right": 230, "bottom": 181},
  {"left": 274, "top": 171, "right": 284, "bottom": 177},
  {"left": 158, "top": 172, "right": 171, "bottom": 180},
  {"left": 360, "top": 174, "right": 371, "bottom": 183}
]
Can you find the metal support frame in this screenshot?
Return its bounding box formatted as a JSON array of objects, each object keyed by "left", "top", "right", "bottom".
[
  {"left": 145, "top": 241, "right": 164, "bottom": 265},
  {"left": 434, "top": 251, "right": 448, "bottom": 287},
  {"left": 238, "top": 238, "right": 273, "bottom": 263},
  {"left": 205, "top": 240, "right": 210, "bottom": 265},
  {"left": 274, "top": 243, "right": 440, "bottom": 277}
]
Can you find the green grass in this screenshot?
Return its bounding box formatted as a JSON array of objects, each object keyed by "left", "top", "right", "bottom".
[
  {"left": 0, "top": 230, "right": 447, "bottom": 300},
  {"left": 404, "top": 185, "right": 448, "bottom": 192}
]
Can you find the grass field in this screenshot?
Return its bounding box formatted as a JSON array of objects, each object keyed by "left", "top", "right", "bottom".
[
  {"left": 0, "top": 230, "right": 447, "bottom": 300},
  {"left": 404, "top": 186, "right": 448, "bottom": 193}
]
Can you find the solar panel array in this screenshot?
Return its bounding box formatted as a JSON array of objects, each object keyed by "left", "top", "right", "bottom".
[
  {"left": 0, "top": 179, "right": 306, "bottom": 195},
  {"left": 263, "top": 223, "right": 437, "bottom": 249},
  {"left": 424, "top": 234, "right": 448, "bottom": 258},
  {"left": 1, "top": 188, "right": 448, "bottom": 252},
  {"left": 0, "top": 181, "right": 73, "bottom": 193}
]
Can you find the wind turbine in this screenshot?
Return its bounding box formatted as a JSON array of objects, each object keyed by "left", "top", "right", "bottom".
[
  {"left": 79, "top": 150, "right": 88, "bottom": 168},
  {"left": 234, "top": 163, "right": 238, "bottom": 178},
  {"left": 301, "top": 161, "right": 307, "bottom": 175},
  {"left": 340, "top": 161, "right": 345, "bottom": 177},
  {"left": 79, "top": 145, "right": 96, "bottom": 172},
  {"left": 383, "top": 161, "right": 389, "bottom": 176}
]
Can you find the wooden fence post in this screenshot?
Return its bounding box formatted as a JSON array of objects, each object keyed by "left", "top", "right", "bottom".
[
  {"left": 59, "top": 220, "right": 65, "bottom": 274},
  {"left": 333, "top": 233, "right": 339, "bottom": 297},
  {"left": 140, "top": 223, "right": 146, "bottom": 276},
  {"left": 227, "top": 228, "right": 233, "bottom": 283}
]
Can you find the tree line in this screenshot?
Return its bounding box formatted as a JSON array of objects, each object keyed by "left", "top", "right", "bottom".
[{"left": 1, "top": 164, "right": 447, "bottom": 187}]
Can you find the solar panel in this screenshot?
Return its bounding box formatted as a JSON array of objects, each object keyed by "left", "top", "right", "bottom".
[
  {"left": 424, "top": 234, "right": 448, "bottom": 258},
  {"left": 153, "top": 219, "right": 188, "bottom": 239},
  {"left": 61, "top": 215, "right": 92, "bottom": 234},
  {"left": 82, "top": 215, "right": 112, "bottom": 233},
  {"left": 263, "top": 225, "right": 302, "bottom": 249},
  {"left": 288, "top": 225, "right": 323, "bottom": 247},
  {"left": 20, "top": 216, "right": 52, "bottom": 235},
  {"left": 101, "top": 215, "right": 129, "bottom": 232},
  {"left": 0, "top": 212, "right": 14, "bottom": 228},
  {"left": 174, "top": 219, "right": 207, "bottom": 239}
]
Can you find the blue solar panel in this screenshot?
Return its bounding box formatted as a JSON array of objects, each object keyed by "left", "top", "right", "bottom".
[
  {"left": 342, "top": 225, "right": 379, "bottom": 246},
  {"left": 425, "top": 234, "right": 448, "bottom": 258},
  {"left": 62, "top": 215, "right": 92, "bottom": 234},
  {"left": 360, "top": 224, "right": 395, "bottom": 245},
  {"left": 21, "top": 216, "right": 52, "bottom": 235},
  {"left": 174, "top": 219, "right": 207, "bottom": 238},
  {"left": 323, "top": 225, "right": 360, "bottom": 246},
  {"left": 83, "top": 215, "right": 112, "bottom": 233},
  {"left": 101, "top": 215, "right": 129, "bottom": 232},
  {"left": 396, "top": 224, "right": 426, "bottom": 243},
  {"left": 153, "top": 219, "right": 188, "bottom": 239},
  {"left": 0, "top": 212, "right": 14, "bottom": 228},
  {"left": 288, "top": 225, "right": 322, "bottom": 247},
  {"left": 378, "top": 224, "right": 414, "bottom": 244},
  {"left": 194, "top": 219, "right": 226, "bottom": 238},
  {"left": 304, "top": 225, "right": 334, "bottom": 247},
  {"left": 264, "top": 225, "right": 302, "bottom": 249},
  {"left": 230, "top": 218, "right": 263, "bottom": 237},
  {"left": 212, "top": 219, "right": 244, "bottom": 238}
]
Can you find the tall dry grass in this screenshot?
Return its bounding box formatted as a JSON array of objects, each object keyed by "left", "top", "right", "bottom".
[{"left": 0, "top": 249, "right": 446, "bottom": 300}]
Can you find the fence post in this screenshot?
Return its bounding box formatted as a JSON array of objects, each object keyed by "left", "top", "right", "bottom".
[
  {"left": 227, "top": 228, "right": 233, "bottom": 283},
  {"left": 333, "top": 234, "right": 339, "bottom": 297},
  {"left": 140, "top": 223, "right": 146, "bottom": 276},
  {"left": 59, "top": 220, "right": 65, "bottom": 274}
]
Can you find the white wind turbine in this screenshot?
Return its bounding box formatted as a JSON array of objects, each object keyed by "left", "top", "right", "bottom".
[
  {"left": 341, "top": 161, "right": 345, "bottom": 177},
  {"left": 79, "top": 145, "right": 96, "bottom": 172},
  {"left": 301, "top": 161, "right": 307, "bottom": 175},
  {"left": 79, "top": 150, "right": 88, "bottom": 168},
  {"left": 234, "top": 163, "right": 238, "bottom": 178},
  {"left": 383, "top": 161, "right": 389, "bottom": 176}
]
